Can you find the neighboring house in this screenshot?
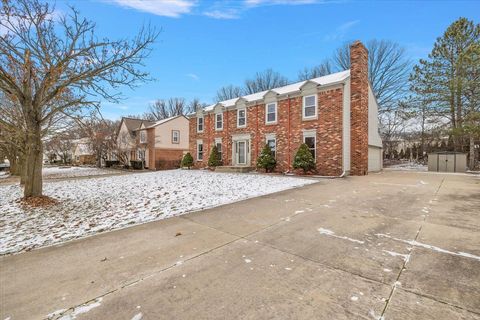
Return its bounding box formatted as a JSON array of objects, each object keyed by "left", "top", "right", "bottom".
[
  {"left": 116, "top": 117, "right": 155, "bottom": 165},
  {"left": 72, "top": 138, "right": 95, "bottom": 165},
  {"left": 117, "top": 116, "right": 189, "bottom": 169},
  {"left": 189, "top": 41, "right": 383, "bottom": 175}
]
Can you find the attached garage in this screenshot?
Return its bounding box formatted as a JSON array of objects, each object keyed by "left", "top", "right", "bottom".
[{"left": 368, "top": 146, "right": 382, "bottom": 172}]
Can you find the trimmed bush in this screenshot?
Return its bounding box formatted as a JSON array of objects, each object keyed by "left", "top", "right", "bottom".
[
  {"left": 130, "top": 160, "right": 144, "bottom": 170},
  {"left": 105, "top": 160, "right": 120, "bottom": 168},
  {"left": 181, "top": 152, "right": 194, "bottom": 169},
  {"left": 257, "top": 144, "right": 276, "bottom": 173},
  {"left": 293, "top": 143, "right": 315, "bottom": 174},
  {"left": 208, "top": 145, "right": 222, "bottom": 167}
]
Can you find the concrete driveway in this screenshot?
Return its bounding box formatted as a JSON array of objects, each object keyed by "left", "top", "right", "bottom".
[{"left": 1, "top": 171, "right": 479, "bottom": 320}]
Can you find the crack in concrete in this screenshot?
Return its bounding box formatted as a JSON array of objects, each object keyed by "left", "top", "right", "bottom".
[
  {"left": 379, "top": 177, "right": 445, "bottom": 319},
  {"left": 49, "top": 235, "right": 244, "bottom": 320},
  {"left": 398, "top": 287, "right": 480, "bottom": 316}
]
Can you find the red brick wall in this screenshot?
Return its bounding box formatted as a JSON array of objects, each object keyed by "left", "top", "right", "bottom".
[
  {"left": 350, "top": 41, "right": 369, "bottom": 176},
  {"left": 154, "top": 148, "right": 185, "bottom": 170},
  {"left": 189, "top": 87, "right": 344, "bottom": 175}
]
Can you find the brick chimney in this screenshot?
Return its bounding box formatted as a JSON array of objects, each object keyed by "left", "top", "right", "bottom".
[{"left": 350, "top": 41, "right": 369, "bottom": 176}]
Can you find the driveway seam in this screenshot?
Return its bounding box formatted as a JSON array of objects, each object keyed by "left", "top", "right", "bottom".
[
  {"left": 50, "top": 234, "right": 243, "bottom": 320},
  {"left": 397, "top": 287, "right": 480, "bottom": 316},
  {"left": 379, "top": 177, "right": 446, "bottom": 319},
  {"left": 179, "top": 213, "right": 394, "bottom": 287}
]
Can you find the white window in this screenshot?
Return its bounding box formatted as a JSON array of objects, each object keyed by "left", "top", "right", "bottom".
[
  {"left": 265, "top": 102, "right": 277, "bottom": 124},
  {"left": 237, "top": 108, "right": 246, "bottom": 127},
  {"left": 265, "top": 134, "right": 276, "bottom": 159},
  {"left": 139, "top": 131, "right": 147, "bottom": 143},
  {"left": 197, "top": 116, "right": 204, "bottom": 133},
  {"left": 215, "top": 113, "right": 223, "bottom": 131},
  {"left": 303, "top": 131, "right": 316, "bottom": 161},
  {"left": 215, "top": 138, "right": 222, "bottom": 161},
  {"left": 172, "top": 130, "right": 180, "bottom": 144},
  {"left": 197, "top": 140, "right": 204, "bottom": 161},
  {"left": 303, "top": 95, "right": 317, "bottom": 120},
  {"left": 137, "top": 149, "right": 145, "bottom": 160}
]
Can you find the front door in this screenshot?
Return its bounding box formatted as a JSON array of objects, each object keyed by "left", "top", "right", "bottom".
[{"left": 235, "top": 140, "right": 248, "bottom": 165}]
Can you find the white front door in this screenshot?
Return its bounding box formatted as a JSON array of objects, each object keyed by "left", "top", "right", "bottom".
[{"left": 235, "top": 140, "right": 248, "bottom": 166}]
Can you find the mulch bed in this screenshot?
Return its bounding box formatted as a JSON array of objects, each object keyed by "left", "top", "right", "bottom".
[{"left": 19, "top": 196, "right": 59, "bottom": 208}]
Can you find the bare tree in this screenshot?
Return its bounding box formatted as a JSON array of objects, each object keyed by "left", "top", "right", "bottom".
[
  {"left": 44, "top": 131, "right": 75, "bottom": 164},
  {"left": 189, "top": 98, "right": 206, "bottom": 113},
  {"left": 244, "top": 69, "right": 289, "bottom": 94},
  {"left": 0, "top": 0, "right": 158, "bottom": 197},
  {"left": 297, "top": 59, "right": 333, "bottom": 81},
  {"left": 214, "top": 85, "right": 243, "bottom": 102},
  {"left": 80, "top": 118, "right": 119, "bottom": 167},
  {"left": 332, "top": 40, "right": 412, "bottom": 114},
  {"left": 147, "top": 97, "right": 189, "bottom": 120}
]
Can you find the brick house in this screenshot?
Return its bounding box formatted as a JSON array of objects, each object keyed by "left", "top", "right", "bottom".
[
  {"left": 117, "top": 115, "right": 189, "bottom": 170},
  {"left": 188, "top": 41, "right": 382, "bottom": 175}
]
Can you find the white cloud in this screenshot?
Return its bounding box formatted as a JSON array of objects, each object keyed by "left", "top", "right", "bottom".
[
  {"left": 186, "top": 73, "right": 200, "bottom": 80},
  {"left": 204, "top": 9, "right": 240, "bottom": 19},
  {"left": 106, "top": 0, "right": 196, "bottom": 17},
  {"left": 324, "top": 20, "right": 359, "bottom": 41}
]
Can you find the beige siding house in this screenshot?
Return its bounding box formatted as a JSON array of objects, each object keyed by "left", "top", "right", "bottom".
[
  {"left": 116, "top": 115, "right": 189, "bottom": 169},
  {"left": 142, "top": 115, "right": 190, "bottom": 170}
]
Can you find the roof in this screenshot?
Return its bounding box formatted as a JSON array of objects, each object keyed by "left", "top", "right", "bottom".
[
  {"left": 202, "top": 70, "right": 350, "bottom": 112},
  {"left": 122, "top": 118, "right": 155, "bottom": 132},
  {"left": 144, "top": 115, "right": 188, "bottom": 129}
]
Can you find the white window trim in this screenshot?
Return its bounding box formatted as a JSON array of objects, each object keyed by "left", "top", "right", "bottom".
[
  {"left": 265, "top": 133, "right": 277, "bottom": 159},
  {"left": 215, "top": 113, "right": 223, "bottom": 131},
  {"left": 237, "top": 108, "right": 247, "bottom": 128},
  {"left": 265, "top": 102, "right": 277, "bottom": 124},
  {"left": 303, "top": 130, "right": 316, "bottom": 161},
  {"left": 139, "top": 131, "right": 147, "bottom": 143},
  {"left": 172, "top": 130, "right": 180, "bottom": 144},
  {"left": 302, "top": 94, "right": 318, "bottom": 120},
  {"left": 215, "top": 137, "right": 222, "bottom": 159},
  {"left": 197, "top": 140, "right": 204, "bottom": 161},
  {"left": 197, "top": 116, "right": 204, "bottom": 133}
]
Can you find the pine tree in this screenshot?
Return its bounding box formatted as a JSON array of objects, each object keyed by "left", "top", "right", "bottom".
[
  {"left": 208, "top": 145, "right": 222, "bottom": 167},
  {"left": 257, "top": 144, "right": 276, "bottom": 173},
  {"left": 181, "top": 153, "right": 194, "bottom": 169},
  {"left": 293, "top": 144, "right": 315, "bottom": 174}
]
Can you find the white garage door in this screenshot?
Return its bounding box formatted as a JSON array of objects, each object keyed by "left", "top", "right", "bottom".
[{"left": 368, "top": 147, "right": 382, "bottom": 172}]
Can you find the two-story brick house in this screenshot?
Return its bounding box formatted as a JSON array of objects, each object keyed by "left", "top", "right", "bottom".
[{"left": 189, "top": 41, "right": 383, "bottom": 176}]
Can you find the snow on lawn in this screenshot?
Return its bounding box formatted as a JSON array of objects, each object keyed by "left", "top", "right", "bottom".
[
  {"left": 42, "top": 166, "right": 118, "bottom": 179},
  {"left": 385, "top": 162, "right": 428, "bottom": 171},
  {"left": 0, "top": 170, "right": 316, "bottom": 255}
]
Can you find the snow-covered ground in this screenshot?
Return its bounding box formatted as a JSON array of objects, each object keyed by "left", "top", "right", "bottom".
[
  {"left": 0, "top": 170, "right": 316, "bottom": 255},
  {"left": 384, "top": 162, "right": 428, "bottom": 171},
  {"left": 42, "top": 166, "right": 118, "bottom": 179}
]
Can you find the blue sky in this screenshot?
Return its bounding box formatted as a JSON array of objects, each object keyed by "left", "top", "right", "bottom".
[{"left": 55, "top": 0, "right": 479, "bottom": 119}]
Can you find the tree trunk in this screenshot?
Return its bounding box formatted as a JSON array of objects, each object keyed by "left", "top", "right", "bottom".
[
  {"left": 24, "top": 126, "right": 43, "bottom": 198},
  {"left": 8, "top": 156, "right": 17, "bottom": 176},
  {"left": 20, "top": 157, "right": 27, "bottom": 185},
  {"left": 469, "top": 134, "right": 475, "bottom": 170}
]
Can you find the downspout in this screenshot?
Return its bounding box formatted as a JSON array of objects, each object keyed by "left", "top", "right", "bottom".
[
  {"left": 256, "top": 104, "right": 259, "bottom": 164},
  {"left": 287, "top": 95, "right": 291, "bottom": 172},
  {"left": 225, "top": 109, "right": 229, "bottom": 165}
]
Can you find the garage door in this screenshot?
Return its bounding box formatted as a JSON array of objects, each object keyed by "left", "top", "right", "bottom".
[{"left": 368, "top": 146, "right": 382, "bottom": 172}]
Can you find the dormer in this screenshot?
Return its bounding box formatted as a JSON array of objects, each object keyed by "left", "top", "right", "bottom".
[
  {"left": 263, "top": 90, "right": 278, "bottom": 104},
  {"left": 299, "top": 80, "right": 319, "bottom": 96}
]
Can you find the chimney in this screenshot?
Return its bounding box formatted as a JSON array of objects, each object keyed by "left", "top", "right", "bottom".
[{"left": 350, "top": 40, "right": 369, "bottom": 176}]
